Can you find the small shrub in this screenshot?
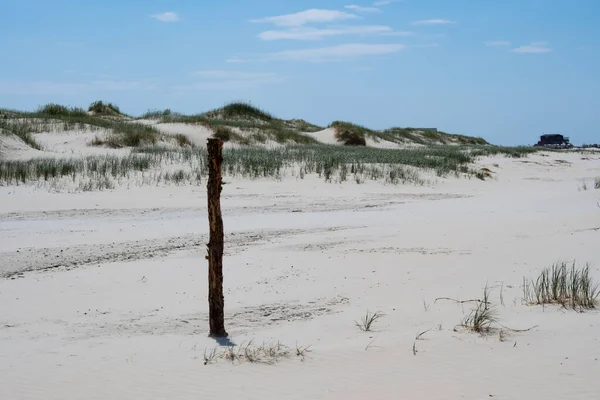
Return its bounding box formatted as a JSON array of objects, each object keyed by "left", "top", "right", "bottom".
[{"left": 594, "top": 177, "right": 600, "bottom": 190}]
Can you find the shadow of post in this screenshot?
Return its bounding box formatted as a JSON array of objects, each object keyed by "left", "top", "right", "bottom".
[{"left": 213, "top": 336, "right": 236, "bottom": 347}]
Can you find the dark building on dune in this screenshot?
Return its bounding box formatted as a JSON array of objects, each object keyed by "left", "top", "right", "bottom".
[{"left": 535, "top": 134, "right": 573, "bottom": 148}]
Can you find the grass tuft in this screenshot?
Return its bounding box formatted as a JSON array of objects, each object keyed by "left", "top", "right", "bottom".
[
  {"left": 458, "top": 285, "right": 497, "bottom": 334},
  {"left": 355, "top": 310, "right": 383, "bottom": 332},
  {"left": 523, "top": 261, "right": 599, "bottom": 310}
]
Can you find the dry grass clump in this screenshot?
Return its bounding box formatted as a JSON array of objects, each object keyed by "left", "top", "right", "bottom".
[
  {"left": 202, "top": 340, "right": 310, "bottom": 365},
  {"left": 523, "top": 261, "right": 599, "bottom": 310},
  {"left": 594, "top": 177, "right": 600, "bottom": 190}
]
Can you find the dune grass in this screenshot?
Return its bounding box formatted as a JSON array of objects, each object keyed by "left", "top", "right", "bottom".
[
  {"left": 0, "top": 119, "right": 44, "bottom": 150},
  {"left": 355, "top": 310, "right": 384, "bottom": 332},
  {"left": 0, "top": 144, "right": 484, "bottom": 188},
  {"left": 458, "top": 285, "right": 497, "bottom": 334},
  {"left": 37, "top": 103, "right": 88, "bottom": 117},
  {"left": 523, "top": 262, "right": 599, "bottom": 310},
  {"left": 330, "top": 121, "right": 369, "bottom": 146},
  {"left": 88, "top": 100, "right": 122, "bottom": 116},
  {"left": 0, "top": 106, "right": 161, "bottom": 148}
]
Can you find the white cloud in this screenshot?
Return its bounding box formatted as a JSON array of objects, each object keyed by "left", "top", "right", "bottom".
[
  {"left": 410, "top": 19, "right": 455, "bottom": 26},
  {"left": 258, "top": 25, "right": 413, "bottom": 41},
  {"left": 267, "top": 43, "right": 406, "bottom": 62},
  {"left": 512, "top": 42, "right": 552, "bottom": 53},
  {"left": 485, "top": 41, "right": 511, "bottom": 47},
  {"left": 151, "top": 12, "right": 180, "bottom": 22},
  {"left": 345, "top": 5, "right": 382, "bottom": 13},
  {"left": 250, "top": 9, "right": 357, "bottom": 27}
]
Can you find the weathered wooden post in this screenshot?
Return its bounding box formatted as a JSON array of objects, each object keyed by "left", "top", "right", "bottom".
[{"left": 206, "top": 138, "right": 228, "bottom": 338}]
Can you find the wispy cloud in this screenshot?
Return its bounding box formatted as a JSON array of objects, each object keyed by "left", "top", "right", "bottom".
[
  {"left": 151, "top": 12, "right": 180, "bottom": 23},
  {"left": 345, "top": 5, "right": 382, "bottom": 13},
  {"left": 250, "top": 9, "right": 357, "bottom": 27},
  {"left": 512, "top": 42, "right": 552, "bottom": 53},
  {"left": 192, "top": 70, "right": 280, "bottom": 80},
  {"left": 485, "top": 41, "right": 511, "bottom": 47},
  {"left": 267, "top": 43, "right": 406, "bottom": 62},
  {"left": 258, "top": 25, "right": 413, "bottom": 41},
  {"left": 225, "top": 57, "right": 246, "bottom": 64},
  {"left": 178, "top": 70, "right": 284, "bottom": 91},
  {"left": 410, "top": 19, "right": 455, "bottom": 26},
  {"left": 373, "top": 0, "right": 398, "bottom": 5},
  {"left": 0, "top": 80, "right": 156, "bottom": 95}
]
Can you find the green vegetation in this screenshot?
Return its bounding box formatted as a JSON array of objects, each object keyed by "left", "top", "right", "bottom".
[
  {"left": 212, "top": 126, "right": 250, "bottom": 145},
  {"left": 88, "top": 100, "right": 122, "bottom": 116},
  {"left": 523, "top": 262, "right": 599, "bottom": 310},
  {"left": 37, "top": 103, "right": 88, "bottom": 117},
  {"left": 0, "top": 142, "right": 550, "bottom": 190},
  {"left": 0, "top": 119, "right": 44, "bottom": 150},
  {"left": 206, "top": 101, "right": 273, "bottom": 121},
  {"left": 470, "top": 145, "right": 539, "bottom": 158},
  {"left": 355, "top": 310, "right": 384, "bottom": 332},
  {"left": 138, "top": 102, "right": 318, "bottom": 146},
  {"left": 459, "top": 285, "right": 497, "bottom": 334},
  {"left": 0, "top": 105, "right": 160, "bottom": 149},
  {"left": 330, "top": 121, "right": 369, "bottom": 146}
]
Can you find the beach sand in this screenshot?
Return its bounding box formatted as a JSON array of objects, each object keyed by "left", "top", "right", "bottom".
[{"left": 1, "top": 150, "right": 599, "bottom": 399}]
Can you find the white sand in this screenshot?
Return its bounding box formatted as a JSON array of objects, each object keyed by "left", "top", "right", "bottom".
[
  {"left": 1, "top": 150, "right": 600, "bottom": 399},
  {"left": 305, "top": 127, "right": 340, "bottom": 145}
]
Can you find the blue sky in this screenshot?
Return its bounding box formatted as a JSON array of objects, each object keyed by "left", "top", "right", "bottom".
[{"left": 1, "top": 0, "right": 599, "bottom": 145}]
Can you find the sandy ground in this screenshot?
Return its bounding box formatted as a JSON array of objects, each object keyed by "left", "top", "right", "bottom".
[{"left": 1, "top": 151, "right": 600, "bottom": 399}]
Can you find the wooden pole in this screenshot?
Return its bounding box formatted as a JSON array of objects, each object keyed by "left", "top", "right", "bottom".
[{"left": 206, "top": 138, "right": 228, "bottom": 338}]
